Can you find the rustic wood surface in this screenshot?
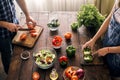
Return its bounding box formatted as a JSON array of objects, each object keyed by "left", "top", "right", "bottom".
[{"left": 6, "top": 12, "right": 110, "bottom": 80}]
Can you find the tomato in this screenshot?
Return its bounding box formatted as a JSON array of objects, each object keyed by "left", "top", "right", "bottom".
[
  {"left": 32, "top": 72, "right": 40, "bottom": 80},
  {"left": 29, "top": 29, "right": 36, "bottom": 33},
  {"left": 52, "top": 36, "right": 62, "bottom": 46},
  {"left": 52, "top": 38, "right": 61, "bottom": 46},
  {"left": 71, "top": 75, "right": 79, "bottom": 80},
  {"left": 27, "top": 22, "right": 34, "bottom": 29},
  {"left": 31, "top": 33, "right": 38, "bottom": 37},
  {"left": 64, "top": 32, "right": 72, "bottom": 39},
  {"left": 59, "top": 56, "right": 68, "bottom": 63},
  {"left": 54, "top": 36, "right": 62, "bottom": 42},
  {"left": 20, "top": 33, "right": 27, "bottom": 41}
]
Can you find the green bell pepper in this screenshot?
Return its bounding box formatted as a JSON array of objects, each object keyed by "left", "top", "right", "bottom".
[
  {"left": 71, "top": 22, "right": 78, "bottom": 31},
  {"left": 83, "top": 47, "right": 93, "bottom": 63},
  {"left": 66, "top": 45, "right": 76, "bottom": 58},
  {"left": 84, "top": 55, "right": 93, "bottom": 63}
]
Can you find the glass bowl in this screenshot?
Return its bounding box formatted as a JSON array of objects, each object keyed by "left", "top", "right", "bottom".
[
  {"left": 48, "top": 26, "right": 59, "bottom": 31},
  {"left": 33, "top": 47, "right": 57, "bottom": 69}
]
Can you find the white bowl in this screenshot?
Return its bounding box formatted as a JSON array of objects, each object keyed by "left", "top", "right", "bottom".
[{"left": 21, "top": 51, "right": 30, "bottom": 60}]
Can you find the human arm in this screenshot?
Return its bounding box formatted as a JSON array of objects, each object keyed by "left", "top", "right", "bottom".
[
  {"left": 82, "top": 3, "right": 116, "bottom": 50},
  {"left": 94, "top": 46, "right": 120, "bottom": 56},
  {"left": 16, "top": 0, "right": 36, "bottom": 26},
  {"left": 0, "top": 21, "right": 18, "bottom": 32}
]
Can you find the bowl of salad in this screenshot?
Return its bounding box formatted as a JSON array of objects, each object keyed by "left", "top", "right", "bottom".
[{"left": 33, "top": 47, "right": 57, "bottom": 69}]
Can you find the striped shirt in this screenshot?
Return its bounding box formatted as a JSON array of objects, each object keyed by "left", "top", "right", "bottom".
[{"left": 0, "top": 0, "right": 18, "bottom": 38}]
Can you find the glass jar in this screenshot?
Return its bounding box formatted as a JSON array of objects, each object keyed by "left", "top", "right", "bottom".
[{"left": 50, "top": 69, "right": 58, "bottom": 80}]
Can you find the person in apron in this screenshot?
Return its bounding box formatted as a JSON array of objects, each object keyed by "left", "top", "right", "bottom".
[
  {"left": 0, "top": 0, "right": 36, "bottom": 74},
  {"left": 82, "top": 0, "right": 120, "bottom": 79}
]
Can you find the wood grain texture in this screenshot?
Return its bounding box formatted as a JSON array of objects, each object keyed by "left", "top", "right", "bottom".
[
  {"left": 7, "top": 12, "right": 110, "bottom": 80},
  {"left": 12, "top": 25, "right": 43, "bottom": 48}
]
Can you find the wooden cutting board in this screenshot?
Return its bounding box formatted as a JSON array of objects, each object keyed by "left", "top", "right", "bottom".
[{"left": 12, "top": 25, "right": 43, "bottom": 48}]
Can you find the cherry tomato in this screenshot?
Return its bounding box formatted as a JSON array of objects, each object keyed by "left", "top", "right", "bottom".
[
  {"left": 20, "top": 33, "right": 27, "bottom": 41},
  {"left": 32, "top": 72, "right": 40, "bottom": 80},
  {"left": 64, "top": 32, "right": 72, "bottom": 39}
]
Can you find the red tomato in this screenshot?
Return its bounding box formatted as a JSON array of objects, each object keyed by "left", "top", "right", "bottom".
[
  {"left": 71, "top": 75, "right": 78, "bottom": 80},
  {"left": 59, "top": 56, "right": 68, "bottom": 63},
  {"left": 29, "top": 29, "right": 36, "bottom": 33},
  {"left": 32, "top": 72, "right": 40, "bottom": 80},
  {"left": 52, "top": 39, "right": 61, "bottom": 46},
  {"left": 54, "top": 36, "right": 62, "bottom": 42},
  {"left": 20, "top": 33, "right": 27, "bottom": 41},
  {"left": 64, "top": 32, "right": 72, "bottom": 39},
  {"left": 52, "top": 36, "right": 62, "bottom": 46},
  {"left": 31, "top": 33, "right": 38, "bottom": 37},
  {"left": 27, "top": 22, "right": 34, "bottom": 29}
]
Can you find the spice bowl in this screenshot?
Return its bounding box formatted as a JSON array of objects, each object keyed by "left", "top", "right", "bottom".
[{"left": 21, "top": 50, "right": 30, "bottom": 60}]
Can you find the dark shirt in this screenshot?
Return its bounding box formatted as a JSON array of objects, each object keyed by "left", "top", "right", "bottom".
[{"left": 0, "top": 0, "right": 18, "bottom": 38}]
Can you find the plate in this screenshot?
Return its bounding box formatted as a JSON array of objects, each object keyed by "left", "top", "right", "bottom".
[{"left": 63, "top": 66, "right": 84, "bottom": 80}]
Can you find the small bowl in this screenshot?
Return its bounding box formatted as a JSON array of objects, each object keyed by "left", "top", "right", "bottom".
[
  {"left": 21, "top": 51, "right": 30, "bottom": 60},
  {"left": 49, "top": 26, "right": 59, "bottom": 31}
]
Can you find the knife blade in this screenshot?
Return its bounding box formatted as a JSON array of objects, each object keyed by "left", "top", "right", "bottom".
[{"left": 18, "top": 28, "right": 33, "bottom": 31}]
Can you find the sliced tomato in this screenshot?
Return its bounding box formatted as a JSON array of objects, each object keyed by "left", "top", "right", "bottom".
[
  {"left": 27, "top": 22, "right": 34, "bottom": 29},
  {"left": 31, "top": 33, "right": 38, "bottom": 37},
  {"left": 29, "top": 29, "right": 36, "bottom": 33},
  {"left": 20, "top": 33, "right": 27, "bottom": 41}
]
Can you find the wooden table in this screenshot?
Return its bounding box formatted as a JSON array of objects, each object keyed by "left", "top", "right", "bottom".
[{"left": 6, "top": 12, "right": 110, "bottom": 80}]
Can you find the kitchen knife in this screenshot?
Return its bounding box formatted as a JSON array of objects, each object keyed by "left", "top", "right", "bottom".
[
  {"left": 18, "top": 28, "right": 34, "bottom": 31},
  {"left": 17, "top": 25, "right": 34, "bottom": 31}
]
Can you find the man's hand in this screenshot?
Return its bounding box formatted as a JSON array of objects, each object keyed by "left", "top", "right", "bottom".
[
  {"left": 6, "top": 23, "right": 18, "bottom": 32},
  {"left": 26, "top": 16, "right": 36, "bottom": 27}
]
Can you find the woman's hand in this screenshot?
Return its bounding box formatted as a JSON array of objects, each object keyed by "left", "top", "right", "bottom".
[
  {"left": 26, "top": 16, "right": 36, "bottom": 27},
  {"left": 82, "top": 39, "right": 95, "bottom": 51},
  {"left": 94, "top": 47, "right": 108, "bottom": 56}
]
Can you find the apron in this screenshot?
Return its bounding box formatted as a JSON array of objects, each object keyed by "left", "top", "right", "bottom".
[{"left": 103, "top": 8, "right": 120, "bottom": 77}]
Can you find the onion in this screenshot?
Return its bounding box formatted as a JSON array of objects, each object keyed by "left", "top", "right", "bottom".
[{"left": 76, "top": 68, "right": 84, "bottom": 79}]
